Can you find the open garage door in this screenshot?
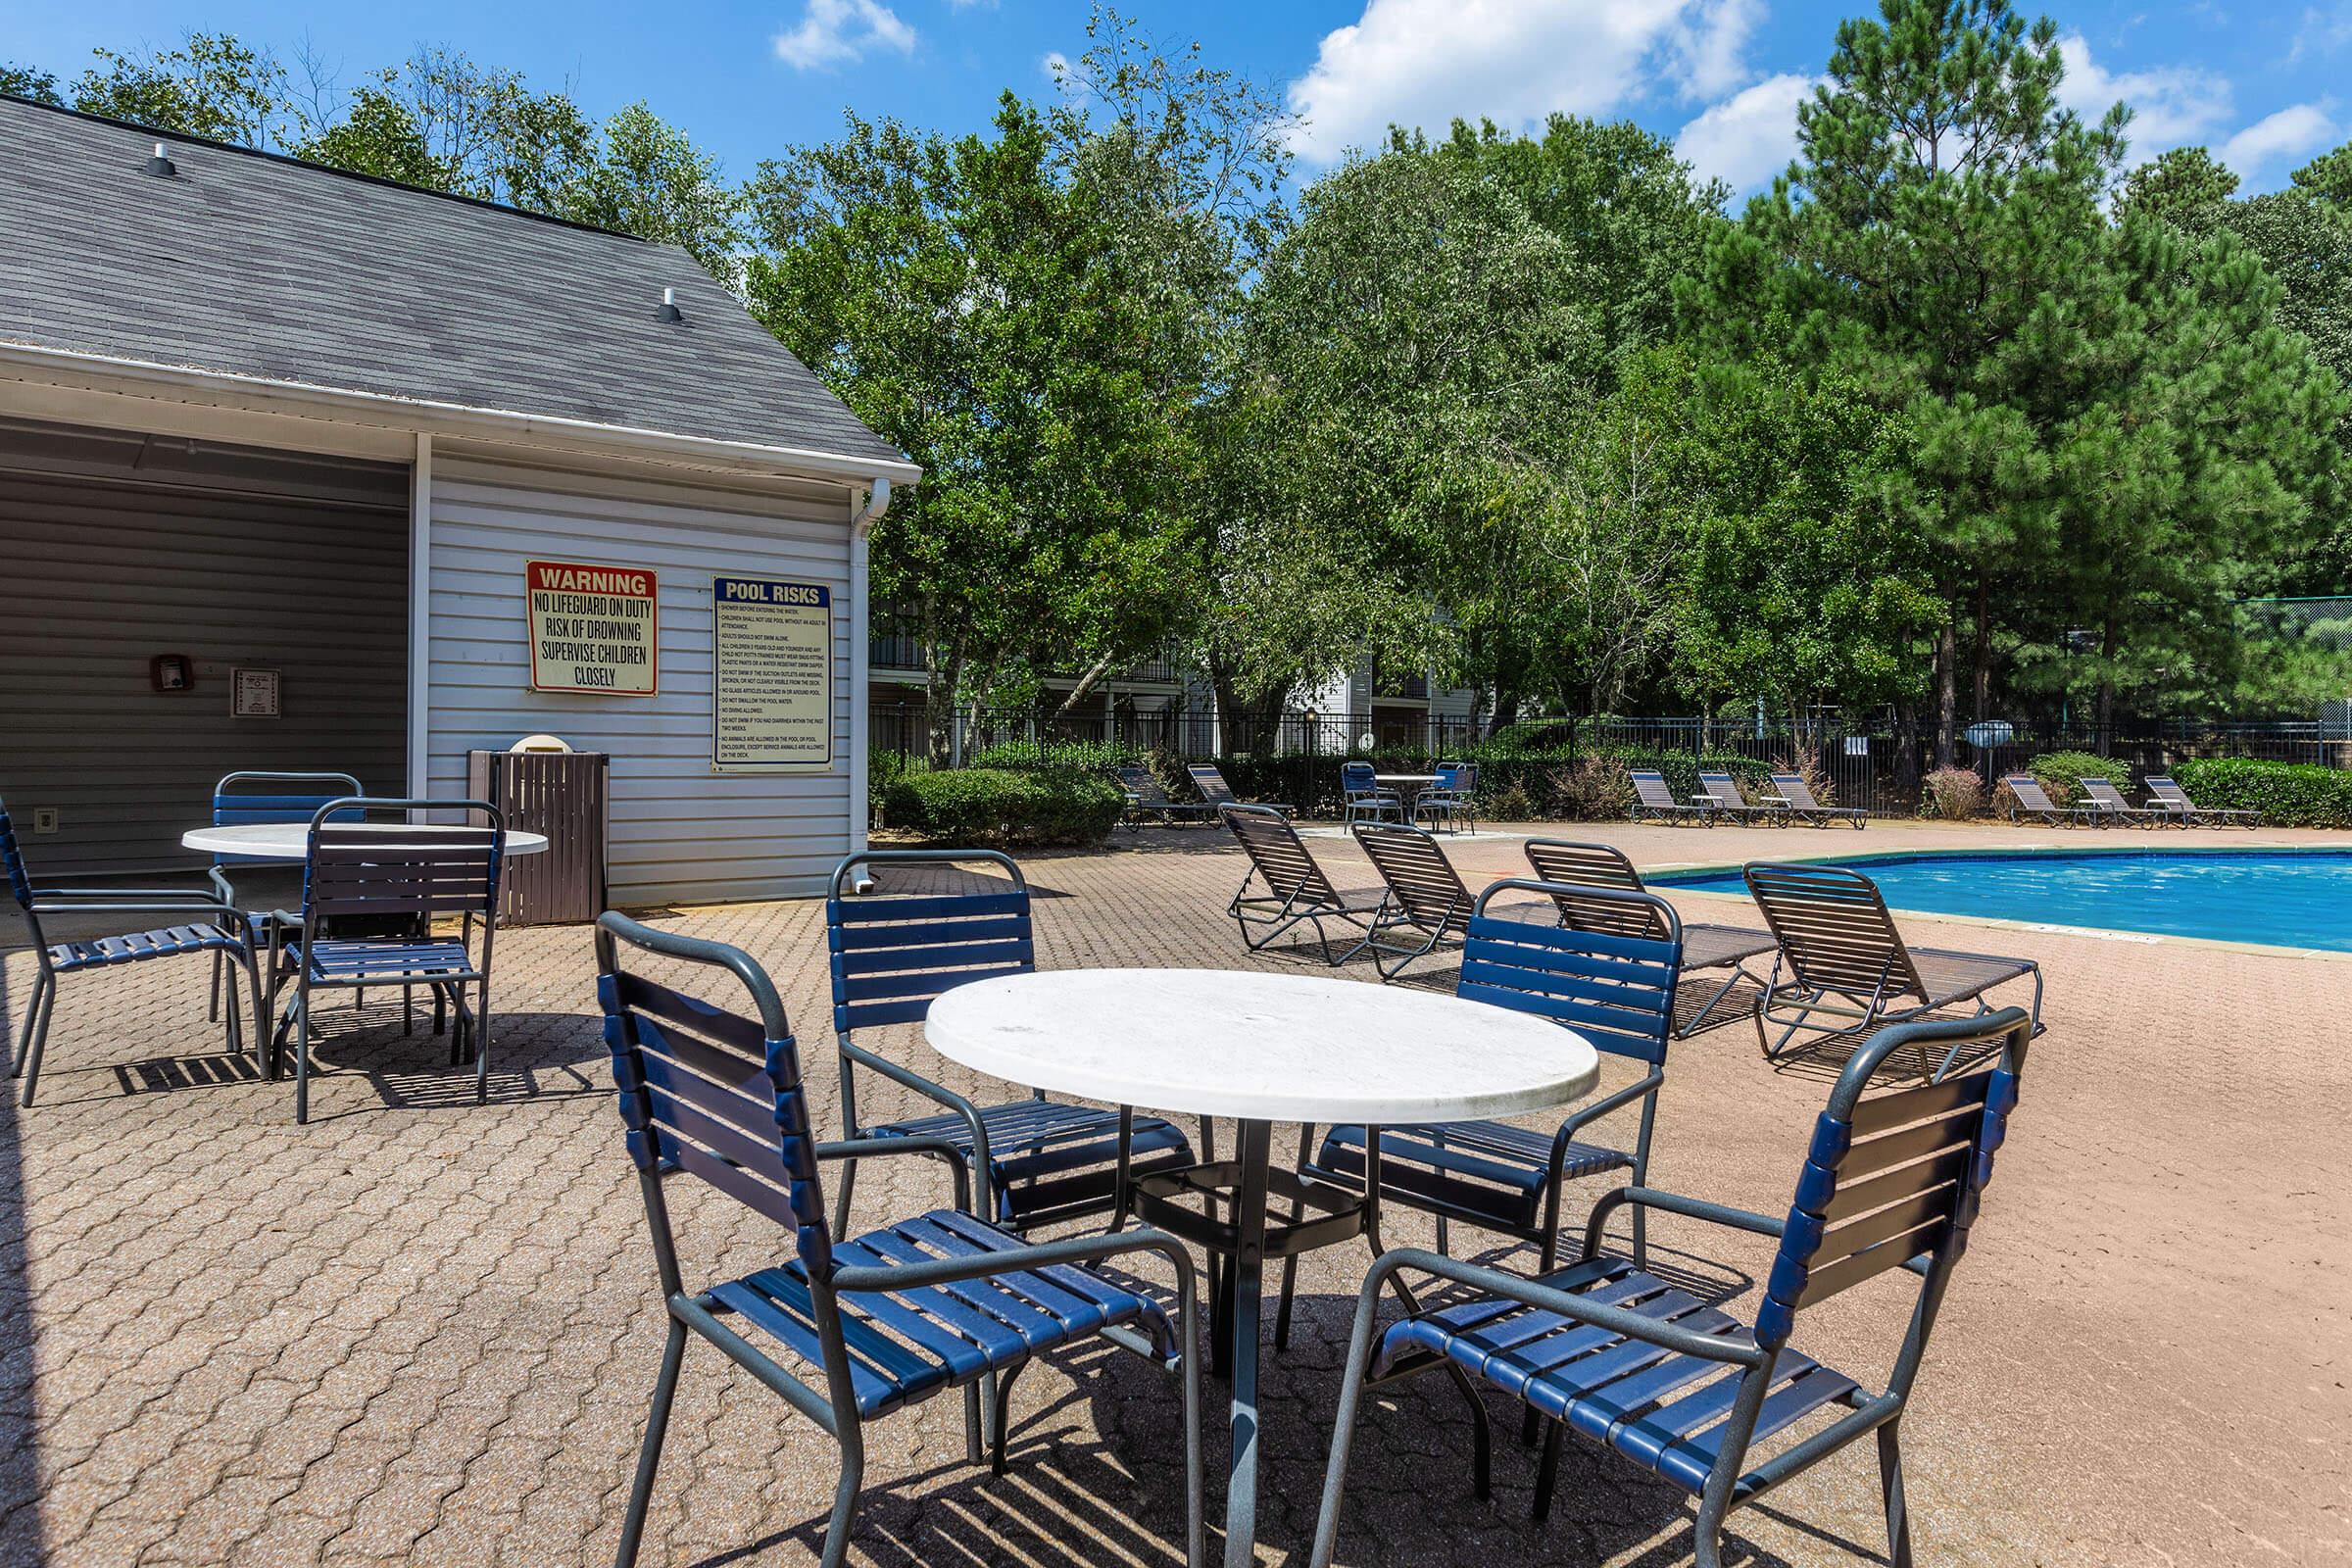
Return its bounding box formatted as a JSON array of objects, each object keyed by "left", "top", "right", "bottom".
[{"left": 0, "top": 418, "right": 409, "bottom": 877}]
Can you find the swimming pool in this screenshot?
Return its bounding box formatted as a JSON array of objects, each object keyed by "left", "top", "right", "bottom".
[{"left": 1652, "top": 849, "right": 2352, "bottom": 953}]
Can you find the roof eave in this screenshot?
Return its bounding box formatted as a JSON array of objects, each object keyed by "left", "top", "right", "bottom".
[{"left": 0, "top": 339, "right": 922, "bottom": 489}]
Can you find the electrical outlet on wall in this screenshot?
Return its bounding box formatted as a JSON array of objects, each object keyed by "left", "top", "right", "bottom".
[{"left": 32, "top": 808, "right": 61, "bottom": 834}]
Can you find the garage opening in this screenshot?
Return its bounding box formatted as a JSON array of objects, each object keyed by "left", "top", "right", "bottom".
[{"left": 0, "top": 417, "right": 410, "bottom": 877}]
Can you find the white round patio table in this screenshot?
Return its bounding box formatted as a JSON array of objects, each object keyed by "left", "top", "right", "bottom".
[
  {"left": 181, "top": 822, "right": 549, "bottom": 858},
  {"left": 926, "top": 966, "right": 1599, "bottom": 1568}
]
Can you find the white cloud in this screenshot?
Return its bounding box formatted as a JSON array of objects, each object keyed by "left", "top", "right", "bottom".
[
  {"left": 772, "top": 0, "right": 917, "bottom": 71},
  {"left": 1284, "top": 0, "right": 1759, "bottom": 167},
  {"left": 2054, "top": 33, "right": 2231, "bottom": 153},
  {"left": 2291, "top": 3, "right": 2352, "bottom": 61},
  {"left": 2219, "top": 102, "right": 2338, "bottom": 179},
  {"left": 1674, "top": 73, "right": 1815, "bottom": 196},
  {"left": 1042, "top": 50, "right": 1072, "bottom": 81}
]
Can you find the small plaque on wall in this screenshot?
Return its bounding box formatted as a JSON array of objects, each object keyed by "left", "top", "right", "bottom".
[{"left": 232, "top": 667, "right": 281, "bottom": 718}]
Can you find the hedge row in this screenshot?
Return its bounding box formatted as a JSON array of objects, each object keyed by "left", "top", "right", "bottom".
[
  {"left": 2171, "top": 757, "right": 2352, "bottom": 827},
  {"left": 875, "top": 766, "right": 1126, "bottom": 847}
]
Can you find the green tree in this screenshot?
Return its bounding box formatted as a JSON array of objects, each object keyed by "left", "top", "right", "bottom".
[
  {"left": 69, "top": 33, "right": 290, "bottom": 146},
  {"left": 2114, "top": 144, "right": 2238, "bottom": 223},
  {"left": 1689, "top": 0, "right": 2341, "bottom": 758},
  {"left": 746, "top": 97, "right": 1200, "bottom": 758},
  {"left": 1, "top": 63, "right": 64, "bottom": 105},
  {"left": 1237, "top": 145, "right": 1604, "bottom": 727},
  {"left": 1430, "top": 114, "right": 1729, "bottom": 370}
]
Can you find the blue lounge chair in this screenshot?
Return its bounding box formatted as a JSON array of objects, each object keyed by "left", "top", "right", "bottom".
[
  {"left": 595, "top": 912, "right": 1203, "bottom": 1568},
  {"left": 4, "top": 797, "right": 263, "bottom": 1106},
  {"left": 1308, "top": 1007, "right": 2032, "bottom": 1568},
  {"left": 824, "top": 850, "right": 1195, "bottom": 1234}
]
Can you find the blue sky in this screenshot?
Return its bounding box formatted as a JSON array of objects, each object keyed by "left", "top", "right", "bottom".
[{"left": 9, "top": 0, "right": 2350, "bottom": 197}]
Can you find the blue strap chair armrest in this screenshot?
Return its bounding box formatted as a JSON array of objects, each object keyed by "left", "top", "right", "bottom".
[
  {"left": 1360, "top": 1247, "right": 1770, "bottom": 1370},
  {"left": 30, "top": 885, "right": 226, "bottom": 903},
  {"left": 1551, "top": 1069, "right": 1666, "bottom": 1145},
  {"left": 835, "top": 1036, "right": 999, "bottom": 1194},
  {"left": 1581, "top": 1184, "right": 1788, "bottom": 1255},
  {"left": 815, "top": 1136, "right": 973, "bottom": 1211},
  {"left": 31, "top": 897, "right": 247, "bottom": 921}
]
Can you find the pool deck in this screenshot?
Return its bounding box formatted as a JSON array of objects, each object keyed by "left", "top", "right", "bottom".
[{"left": 1, "top": 816, "right": 2346, "bottom": 1566}]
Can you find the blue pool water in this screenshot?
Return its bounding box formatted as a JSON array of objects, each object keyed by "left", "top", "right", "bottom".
[{"left": 1652, "top": 850, "right": 2352, "bottom": 953}]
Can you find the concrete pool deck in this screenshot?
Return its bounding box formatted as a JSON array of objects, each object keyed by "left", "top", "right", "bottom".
[{"left": 0, "top": 816, "right": 2345, "bottom": 1565}]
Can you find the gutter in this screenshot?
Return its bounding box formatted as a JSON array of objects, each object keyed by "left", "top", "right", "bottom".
[{"left": 0, "top": 339, "right": 923, "bottom": 490}]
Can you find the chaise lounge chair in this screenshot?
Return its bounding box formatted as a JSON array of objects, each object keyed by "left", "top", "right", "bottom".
[
  {"left": 1524, "top": 839, "right": 1776, "bottom": 1037},
  {"left": 1628, "top": 770, "right": 1712, "bottom": 826},
  {"left": 1351, "top": 821, "right": 1478, "bottom": 982},
  {"left": 1220, "top": 805, "right": 1388, "bottom": 963},
  {"left": 1113, "top": 764, "right": 1219, "bottom": 827},
  {"left": 1744, "top": 860, "right": 2043, "bottom": 1082},
  {"left": 1765, "top": 771, "right": 1868, "bottom": 829},
  {"left": 1696, "top": 770, "right": 1782, "bottom": 826},
  {"left": 2145, "top": 774, "right": 2260, "bottom": 827},
  {"left": 2001, "top": 774, "right": 2098, "bottom": 828},
  {"left": 2079, "top": 776, "right": 2169, "bottom": 826},
  {"left": 1186, "top": 762, "right": 1292, "bottom": 816}
]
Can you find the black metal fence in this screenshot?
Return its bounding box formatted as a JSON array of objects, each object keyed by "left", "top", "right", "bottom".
[{"left": 871, "top": 704, "right": 2348, "bottom": 820}]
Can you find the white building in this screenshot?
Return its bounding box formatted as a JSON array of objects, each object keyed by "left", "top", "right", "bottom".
[{"left": 0, "top": 97, "right": 916, "bottom": 902}]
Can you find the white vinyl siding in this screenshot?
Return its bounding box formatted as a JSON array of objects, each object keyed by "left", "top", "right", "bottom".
[
  {"left": 0, "top": 425, "right": 408, "bottom": 875},
  {"left": 422, "top": 454, "right": 858, "bottom": 905}
]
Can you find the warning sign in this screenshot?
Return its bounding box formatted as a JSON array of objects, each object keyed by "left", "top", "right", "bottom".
[
  {"left": 526, "top": 560, "right": 659, "bottom": 695},
  {"left": 711, "top": 575, "right": 834, "bottom": 769}
]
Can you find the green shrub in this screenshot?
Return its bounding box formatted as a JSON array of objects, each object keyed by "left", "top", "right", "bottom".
[
  {"left": 1545, "top": 755, "right": 1635, "bottom": 820},
  {"left": 877, "top": 767, "right": 1125, "bottom": 847},
  {"left": 2026, "top": 751, "right": 2122, "bottom": 805},
  {"left": 2171, "top": 757, "right": 2352, "bottom": 826},
  {"left": 966, "top": 737, "right": 1143, "bottom": 773}
]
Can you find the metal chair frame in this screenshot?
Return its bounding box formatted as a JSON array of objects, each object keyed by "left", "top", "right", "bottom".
[
  {"left": 1629, "top": 770, "right": 1712, "bottom": 825},
  {"left": 1348, "top": 821, "right": 1476, "bottom": 982},
  {"left": 205, "top": 771, "right": 368, "bottom": 1026},
  {"left": 1309, "top": 1008, "right": 2031, "bottom": 1568},
  {"left": 270, "top": 798, "right": 503, "bottom": 1123},
  {"left": 2000, "top": 775, "right": 2099, "bottom": 828},
  {"left": 1764, "top": 772, "right": 1868, "bottom": 830},
  {"left": 4, "top": 798, "right": 264, "bottom": 1107},
  {"left": 1340, "top": 761, "right": 1403, "bottom": 827},
  {"left": 825, "top": 849, "right": 1195, "bottom": 1236},
  {"left": 596, "top": 912, "right": 1204, "bottom": 1568},
  {"left": 1291, "top": 879, "right": 1683, "bottom": 1343},
  {"left": 1744, "top": 861, "right": 2043, "bottom": 1081},
  {"left": 1186, "top": 762, "right": 1292, "bottom": 817},
  {"left": 1113, "top": 765, "right": 1218, "bottom": 828},
  {"left": 1414, "top": 761, "right": 1479, "bottom": 835},
  {"left": 2079, "top": 776, "right": 2169, "bottom": 826},
  {"left": 1523, "top": 839, "right": 1774, "bottom": 1038},
  {"left": 2144, "top": 774, "right": 2259, "bottom": 827},
  {"left": 1219, "top": 805, "right": 1385, "bottom": 964},
  {"left": 1695, "top": 770, "right": 1783, "bottom": 827}
]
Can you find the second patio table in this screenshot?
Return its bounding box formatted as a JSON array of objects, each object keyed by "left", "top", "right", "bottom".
[{"left": 925, "top": 966, "right": 1599, "bottom": 1568}]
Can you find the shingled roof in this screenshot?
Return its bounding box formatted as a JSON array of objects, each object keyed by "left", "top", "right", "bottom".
[{"left": 0, "top": 95, "right": 907, "bottom": 470}]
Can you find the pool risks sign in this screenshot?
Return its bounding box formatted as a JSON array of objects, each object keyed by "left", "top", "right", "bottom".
[
  {"left": 711, "top": 575, "right": 834, "bottom": 769},
  {"left": 526, "top": 561, "right": 659, "bottom": 695}
]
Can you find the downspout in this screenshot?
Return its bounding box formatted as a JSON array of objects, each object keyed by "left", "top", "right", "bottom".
[{"left": 847, "top": 480, "right": 891, "bottom": 893}]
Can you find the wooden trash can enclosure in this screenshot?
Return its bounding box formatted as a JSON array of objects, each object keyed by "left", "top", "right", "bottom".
[{"left": 466, "top": 746, "right": 610, "bottom": 925}]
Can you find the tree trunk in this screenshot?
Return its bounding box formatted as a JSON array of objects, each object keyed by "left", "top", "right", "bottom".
[
  {"left": 1893, "top": 698, "right": 1921, "bottom": 791},
  {"left": 921, "top": 602, "right": 957, "bottom": 766},
  {"left": 2096, "top": 616, "right": 2118, "bottom": 754},
  {"left": 1934, "top": 620, "right": 1958, "bottom": 770},
  {"left": 1052, "top": 652, "right": 1117, "bottom": 717},
  {"left": 1971, "top": 578, "right": 1992, "bottom": 722}
]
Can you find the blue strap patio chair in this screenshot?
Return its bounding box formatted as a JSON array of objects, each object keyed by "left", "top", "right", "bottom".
[
  {"left": 1339, "top": 760, "right": 1402, "bottom": 826},
  {"left": 825, "top": 850, "right": 1196, "bottom": 1235},
  {"left": 4, "top": 797, "right": 265, "bottom": 1106},
  {"left": 1413, "top": 761, "right": 1478, "bottom": 835},
  {"left": 270, "top": 798, "right": 503, "bottom": 1123},
  {"left": 596, "top": 913, "right": 1204, "bottom": 1568},
  {"left": 1308, "top": 1006, "right": 2032, "bottom": 1568},
  {"left": 1287, "top": 879, "right": 1683, "bottom": 1351},
  {"left": 204, "top": 771, "right": 365, "bottom": 1027}
]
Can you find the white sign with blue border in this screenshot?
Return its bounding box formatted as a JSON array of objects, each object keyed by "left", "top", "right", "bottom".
[{"left": 711, "top": 575, "right": 834, "bottom": 770}]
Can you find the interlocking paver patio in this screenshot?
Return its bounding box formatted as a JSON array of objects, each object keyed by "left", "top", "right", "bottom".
[{"left": 2, "top": 819, "right": 2346, "bottom": 1566}]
